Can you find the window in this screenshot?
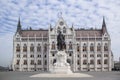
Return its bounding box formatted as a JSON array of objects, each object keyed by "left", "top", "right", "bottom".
[
  {"left": 44, "top": 43, "right": 47, "bottom": 52},
  {"left": 90, "top": 54, "right": 94, "bottom": 57},
  {"left": 104, "top": 43, "right": 108, "bottom": 51},
  {"left": 69, "top": 42, "right": 72, "bottom": 49},
  {"left": 30, "top": 44, "right": 34, "bottom": 52},
  {"left": 53, "top": 59, "right": 56, "bottom": 64},
  {"left": 83, "top": 43, "right": 87, "bottom": 52},
  {"left": 37, "top": 44, "right": 41, "bottom": 52},
  {"left": 16, "top": 44, "right": 20, "bottom": 52},
  {"left": 97, "top": 60, "right": 101, "bottom": 64},
  {"left": 90, "top": 60, "right": 94, "bottom": 65},
  {"left": 23, "top": 60, "right": 27, "bottom": 65},
  {"left": 90, "top": 43, "right": 94, "bottom": 52},
  {"left": 30, "top": 60, "right": 34, "bottom": 65},
  {"left": 37, "top": 55, "right": 41, "bottom": 58},
  {"left": 97, "top": 54, "right": 101, "bottom": 57},
  {"left": 104, "top": 59, "right": 108, "bottom": 64},
  {"left": 17, "top": 54, "right": 20, "bottom": 58},
  {"left": 63, "top": 27, "right": 66, "bottom": 33},
  {"left": 83, "top": 60, "right": 87, "bottom": 65},
  {"left": 77, "top": 44, "right": 80, "bottom": 52},
  {"left": 30, "top": 55, "right": 34, "bottom": 58},
  {"left": 57, "top": 27, "right": 61, "bottom": 33},
  {"left": 37, "top": 60, "right": 41, "bottom": 65},
  {"left": 44, "top": 60, "right": 47, "bottom": 65},
  {"left": 67, "top": 59, "right": 71, "bottom": 65},
  {"left": 104, "top": 54, "right": 108, "bottom": 57},
  {"left": 23, "top": 54, "right": 27, "bottom": 58},
  {"left": 16, "top": 60, "right": 20, "bottom": 65},
  {"left": 69, "top": 53, "right": 72, "bottom": 56},
  {"left": 23, "top": 44, "right": 27, "bottom": 52},
  {"left": 51, "top": 42, "right": 55, "bottom": 50},
  {"left": 83, "top": 54, "right": 87, "bottom": 57},
  {"left": 77, "top": 60, "right": 80, "bottom": 65},
  {"left": 97, "top": 43, "right": 101, "bottom": 52}
]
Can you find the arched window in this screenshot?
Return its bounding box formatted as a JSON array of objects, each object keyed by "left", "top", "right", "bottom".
[
  {"left": 77, "top": 43, "right": 80, "bottom": 52},
  {"left": 44, "top": 60, "right": 47, "bottom": 65},
  {"left": 23, "top": 44, "right": 27, "bottom": 52},
  {"left": 67, "top": 59, "right": 71, "bottom": 65},
  {"left": 37, "top": 44, "right": 41, "bottom": 52},
  {"left": 83, "top": 43, "right": 87, "bottom": 52},
  {"left": 97, "top": 43, "right": 101, "bottom": 52},
  {"left": 23, "top": 60, "right": 27, "bottom": 65},
  {"left": 30, "top": 44, "right": 34, "bottom": 52},
  {"left": 69, "top": 42, "right": 72, "bottom": 49},
  {"left": 90, "top": 60, "right": 94, "bottom": 65},
  {"left": 57, "top": 27, "right": 61, "bottom": 33},
  {"left": 16, "top": 44, "right": 20, "bottom": 52},
  {"left": 51, "top": 42, "right": 55, "bottom": 50},
  {"left": 90, "top": 43, "right": 94, "bottom": 52},
  {"left": 44, "top": 43, "right": 47, "bottom": 52},
  {"left": 77, "top": 60, "right": 80, "bottom": 65},
  {"left": 53, "top": 59, "right": 56, "bottom": 64},
  {"left": 63, "top": 27, "right": 66, "bottom": 33},
  {"left": 16, "top": 60, "right": 20, "bottom": 65},
  {"left": 83, "top": 60, "right": 87, "bottom": 65},
  {"left": 30, "top": 60, "right": 34, "bottom": 65},
  {"left": 104, "top": 59, "right": 108, "bottom": 64},
  {"left": 97, "top": 59, "right": 101, "bottom": 64},
  {"left": 37, "top": 60, "right": 41, "bottom": 65},
  {"left": 104, "top": 43, "right": 108, "bottom": 51}
]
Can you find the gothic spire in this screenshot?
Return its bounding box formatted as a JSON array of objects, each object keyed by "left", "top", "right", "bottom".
[
  {"left": 17, "top": 17, "right": 22, "bottom": 32},
  {"left": 102, "top": 16, "right": 107, "bottom": 34}
]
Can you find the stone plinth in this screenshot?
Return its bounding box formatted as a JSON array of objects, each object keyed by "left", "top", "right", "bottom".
[{"left": 50, "top": 50, "right": 72, "bottom": 74}]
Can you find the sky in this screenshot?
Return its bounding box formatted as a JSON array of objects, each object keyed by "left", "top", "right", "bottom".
[{"left": 0, "top": 0, "right": 120, "bottom": 67}]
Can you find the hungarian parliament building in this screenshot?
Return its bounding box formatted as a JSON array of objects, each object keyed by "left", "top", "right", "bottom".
[{"left": 12, "top": 16, "right": 113, "bottom": 72}]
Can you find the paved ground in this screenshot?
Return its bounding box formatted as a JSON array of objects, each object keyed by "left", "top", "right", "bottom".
[{"left": 0, "top": 71, "right": 120, "bottom": 80}]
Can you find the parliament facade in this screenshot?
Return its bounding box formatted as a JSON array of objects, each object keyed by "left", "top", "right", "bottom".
[{"left": 12, "top": 16, "right": 113, "bottom": 72}]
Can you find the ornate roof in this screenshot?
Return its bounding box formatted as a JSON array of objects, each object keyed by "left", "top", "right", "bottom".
[
  {"left": 75, "top": 29, "right": 102, "bottom": 37},
  {"left": 20, "top": 30, "right": 48, "bottom": 37}
]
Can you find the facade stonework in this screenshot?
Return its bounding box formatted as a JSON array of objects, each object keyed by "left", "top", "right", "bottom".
[{"left": 12, "top": 17, "right": 113, "bottom": 72}]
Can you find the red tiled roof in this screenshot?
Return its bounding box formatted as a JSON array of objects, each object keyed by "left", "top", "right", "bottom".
[
  {"left": 75, "top": 29, "right": 102, "bottom": 37},
  {"left": 21, "top": 30, "right": 48, "bottom": 37}
]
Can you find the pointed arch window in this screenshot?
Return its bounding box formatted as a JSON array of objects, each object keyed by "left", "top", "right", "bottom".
[
  {"left": 77, "top": 43, "right": 80, "bottom": 52},
  {"left": 104, "top": 59, "right": 108, "bottom": 64},
  {"left": 83, "top": 43, "right": 87, "bottom": 52},
  {"left": 23, "top": 60, "right": 27, "bottom": 65},
  {"left": 97, "top": 43, "right": 101, "bottom": 52},
  {"left": 44, "top": 43, "right": 47, "bottom": 52},
  {"left": 23, "top": 44, "right": 27, "bottom": 52},
  {"left": 37, "top": 60, "right": 41, "bottom": 65},
  {"left": 69, "top": 41, "right": 72, "bottom": 50},
  {"left": 30, "top": 44, "right": 34, "bottom": 52},
  {"left": 51, "top": 42, "right": 55, "bottom": 50},
  {"left": 16, "top": 44, "right": 20, "bottom": 52},
  {"left": 97, "top": 59, "right": 101, "bottom": 64},
  {"left": 57, "top": 27, "right": 61, "bottom": 33},
  {"left": 37, "top": 44, "right": 41, "bottom": 52},
  {"left": 90, "top": 43, "right": 94, "bottom": 52},
  {"left": 83, "top": 60, "right": 87, "bottom": 65},
  {"left": 104, "top": 43, "right": 108, "bottom": 51},
  {"left": 90, "top": 60, "right": 94, "bottom": 65},
  {"left": 63, "top": 27, "right": 66, "bottom": 33}
]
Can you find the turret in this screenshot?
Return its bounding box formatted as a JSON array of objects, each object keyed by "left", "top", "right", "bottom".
[
  {"left": 102, "top": 17, "right": 107, "bottom": 34},
  {"left": 16, "top": 17, "right": 22, "bottom": 33}
]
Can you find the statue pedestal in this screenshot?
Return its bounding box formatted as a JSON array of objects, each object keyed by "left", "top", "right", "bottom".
[{"left": 51, "top": 51, "right": 72, "bottom": 74}]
